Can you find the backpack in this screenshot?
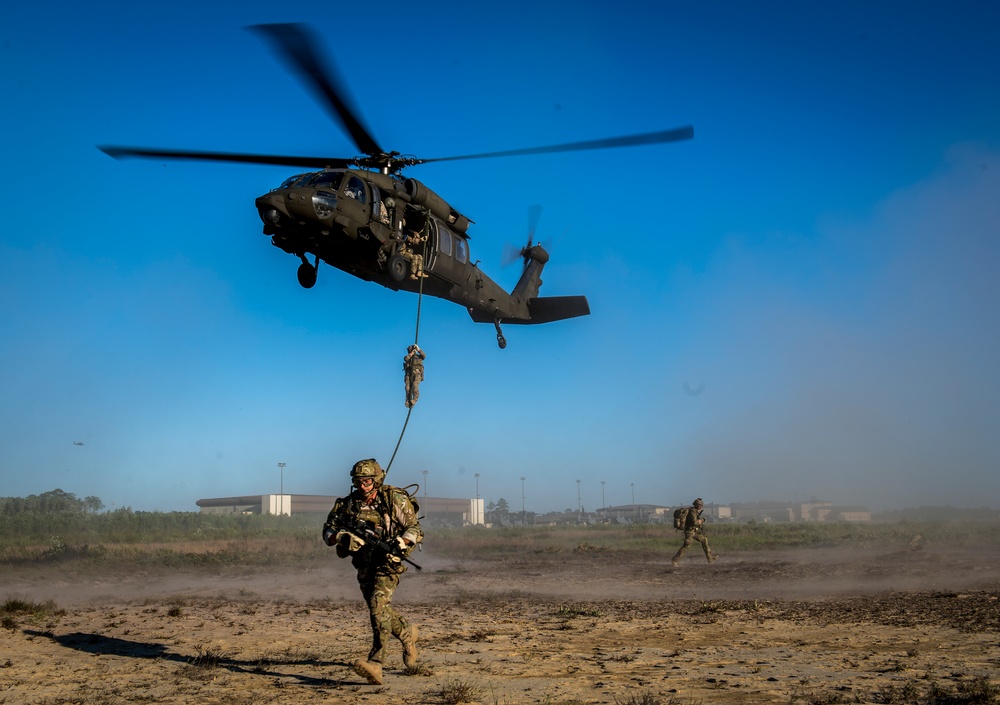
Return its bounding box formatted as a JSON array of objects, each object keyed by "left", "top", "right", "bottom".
[
  {"left": 673, "top": 507, "right": 689, "bottom": 530},
  {"left": 397, "top": 483, "right": 421, "bottom": 516}
]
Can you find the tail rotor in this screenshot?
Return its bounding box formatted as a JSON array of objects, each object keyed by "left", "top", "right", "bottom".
[{"left": 503, "top": 204, "right": 544, "bottom": 271}]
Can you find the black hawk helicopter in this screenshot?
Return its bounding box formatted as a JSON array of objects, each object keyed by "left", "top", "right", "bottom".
[{"left": 99, "top": 24, "right": 693, "bottom": 348}]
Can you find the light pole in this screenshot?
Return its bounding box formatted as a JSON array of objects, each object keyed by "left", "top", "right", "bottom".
[
  {"left": 600, "top": 480, "right": 606, "bottom": 518},
  {"left": 576, "top": 479, "right": 582, "bottom": 516},
  {"left": 422, "top": 469, "right": 428, "bottom": 498},
  {"left": 475, "top": 472, "right": 480, "bottom": 499},
  {"left": 520, "top": 476, "right": 526, "bottom": 522},
  {"left": 631, "top": 482, "right": 635, "bottom": 519},
  {"left": 278, "top": 462, "right": 286, "bottom": 497}
]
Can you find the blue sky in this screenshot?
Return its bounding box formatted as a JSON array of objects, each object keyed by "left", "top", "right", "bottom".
[{"left": 2, "top": 1, "right": 998, "bottom": 513}]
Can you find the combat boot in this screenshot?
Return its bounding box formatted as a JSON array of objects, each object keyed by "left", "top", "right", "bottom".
[
  {"left": 353, "top": 659, "right": 383, "bottom": 685},
  {"left": 402, "top": 625, "right": 419, "bottom": 668},
  {"left": 707, "top": 553, "right": 719, "bottom": 563}
]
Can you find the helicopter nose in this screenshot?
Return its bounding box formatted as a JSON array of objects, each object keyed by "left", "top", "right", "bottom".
[
  {"left": 259, "top": 208, "right": 281, "bottom": 226},
  {"left": 255, "top": 193, "right": 283, "bottom": 225}
]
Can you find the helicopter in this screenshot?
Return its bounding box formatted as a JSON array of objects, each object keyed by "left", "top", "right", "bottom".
[{"left": 99, "top": 24, "right": 693, "bottom": 349}]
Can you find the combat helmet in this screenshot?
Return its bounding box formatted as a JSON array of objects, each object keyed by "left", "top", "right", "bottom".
[
  {"left": 351, "top": 458, "right": 385, "bottom": 488},
  {"left": 693, "top": 498, "right": 704, "bottom": 508}
]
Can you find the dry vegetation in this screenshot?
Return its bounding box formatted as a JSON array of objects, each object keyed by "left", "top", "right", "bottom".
[{"left": 2, "top": 517, "right": 999, "bottom": 704}]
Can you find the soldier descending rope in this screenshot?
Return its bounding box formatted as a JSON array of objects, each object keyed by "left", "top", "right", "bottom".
[{"left": 403, "top": 344, "right": 426, "bottom": 408}]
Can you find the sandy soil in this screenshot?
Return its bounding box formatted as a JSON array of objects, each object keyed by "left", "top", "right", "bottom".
[{"left": 2, "top": 543, "right": 999, "bottom": 704}]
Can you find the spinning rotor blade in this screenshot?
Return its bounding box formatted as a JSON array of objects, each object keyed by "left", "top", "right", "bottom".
[
  {"left": 503, "top": 205, "right": 543, "bottom": 270},
  {"left": 97, "top": 145, "right": 355, "bottom": 169},
  {"left": 501, "top": 242, "right": 525, "bottom": 268},
  {"left": 248, "top": 23, "right": 383, "bottom": 157},
  {"left": 527, "top": 204, "right": 543, "bottom": 244},
  {"left": 418, "top": 125, "right": 694, "bottom": 165},
  {"left": 98, "top": 24, "right": 693, "bottom": 176}
]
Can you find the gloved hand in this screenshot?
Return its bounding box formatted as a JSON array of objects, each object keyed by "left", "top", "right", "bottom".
[
  {"left": 336, "top": 530, "right": 365, "bottom": 552},
  {"left": 395, "top": 536, "right": 408, "bottom": 552}
]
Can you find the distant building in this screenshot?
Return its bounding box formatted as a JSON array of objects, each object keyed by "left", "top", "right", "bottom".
[
  {"left": 196, "top": 494, "right": 327, "bottom": 516},
  {"left": 729, "top": 500, "right": 871, "bottom": 523},
  {"left": 196, "top": 494, "right": 484, "bottom": 525},
  {"left": 825, "top": 506, "right": 872, "bottom": 522},
  {"left": 799, "top": 500, "right": 833, "bottom": 521}
]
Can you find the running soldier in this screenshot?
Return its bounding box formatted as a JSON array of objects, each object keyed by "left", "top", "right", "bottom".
[
  {"left": 323, "top": 459, "right": 423, "bottom": 684},
  {"left": 672, "top": 498, "right": 718, "bottom": 566}
]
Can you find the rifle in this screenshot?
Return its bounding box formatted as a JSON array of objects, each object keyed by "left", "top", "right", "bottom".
[{"left": 331, "top": 511, "right": 422, "bottom": 571}]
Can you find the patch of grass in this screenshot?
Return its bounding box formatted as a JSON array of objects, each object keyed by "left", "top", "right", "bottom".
[
  {"left": 614, "top": 692, "right": 676, "bottom": 705},
  {"left": 436, "top": 678, "right": 484, "bottom": 704},
  {"left": 403, "top": 662, "right": 434, "bottom": 677},
  {"left": 0, "top": 597, "right": 64, "bottom": 628},
  {"left": 188, "top": 644, "right": 228, "bottom": 668},
  {"left": 574, "top": 542, "right": 608, "bottom": 552},
  {"left": 928, "top": 676, "right": 999, "bottom": 705}
]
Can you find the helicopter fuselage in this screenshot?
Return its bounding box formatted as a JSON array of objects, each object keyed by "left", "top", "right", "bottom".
[{"left": 255, "top": 168, "right": 537, "bottom": 321}]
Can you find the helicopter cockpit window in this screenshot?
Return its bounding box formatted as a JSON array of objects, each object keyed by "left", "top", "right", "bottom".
[
  {"left": 344, "top": 176, "right": 367, "bottom": 204},
  {"left": 454, "top": 236, "right": 468, "bottom": 264},
  {"left": 279, "top": 173, "right": 311, "bottom": 189},
  {"left": 308, "top": 171, "right": 344, "bottom": 190},
  {"left": 438, "top": 228, "right": 452, "bottom": 256}
]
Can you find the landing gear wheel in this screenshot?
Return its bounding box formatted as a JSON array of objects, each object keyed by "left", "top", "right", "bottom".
[
  {"left": 388, "top": 254, "right": 408, "bottom": 283},
  {"left": 493, "top": 317, "right": 507, "bottom": 349},
  {"left": 297, "top": 262, "right": 317, "bottom": 289}
]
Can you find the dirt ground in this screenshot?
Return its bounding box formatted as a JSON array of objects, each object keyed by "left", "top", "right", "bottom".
[{"left": 2, "top": 542, "right": 999, "bottom": 704}]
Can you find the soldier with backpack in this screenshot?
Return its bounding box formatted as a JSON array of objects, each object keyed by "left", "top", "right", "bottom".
[
  {"left": 323, "top": 458, "right": 423, "bottom": 685},
  {"left": 672, "top": 498, "right": 718, "bottom": 566}
]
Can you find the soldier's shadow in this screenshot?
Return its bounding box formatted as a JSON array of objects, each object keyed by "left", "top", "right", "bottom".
[{"left": 22, "top": 630, "right": 362, "bottom": 687}]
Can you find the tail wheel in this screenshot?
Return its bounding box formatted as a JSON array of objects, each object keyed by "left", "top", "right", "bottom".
[
  {"left": 297, "top": 262, "right": 317, "bottom": 288},
  {"left": 494, "top": 317, "right": 507, "bottom": 349}
]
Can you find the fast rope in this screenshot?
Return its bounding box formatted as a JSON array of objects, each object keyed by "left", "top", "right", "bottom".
[{"left": 384, "top": 231, "right": 429, "bottom": 474}]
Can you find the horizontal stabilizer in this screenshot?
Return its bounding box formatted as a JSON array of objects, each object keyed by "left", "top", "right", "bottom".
[
  {"left": 468, "top": 296, "right": 590, "bottom": 325},
  {"left": 525, "top": 295, "right": 590, "bottom": 324}
]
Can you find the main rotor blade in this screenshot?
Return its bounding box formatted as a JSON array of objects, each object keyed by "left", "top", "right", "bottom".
[
  {"left": 248, "top": 23, "right": 382, "bottom": 157},
  {"left": 418, "top": 125, "right": 694, "bottom": 165},
  {"left": 98, "top": 145, "right": 354, "bottom": 170}
]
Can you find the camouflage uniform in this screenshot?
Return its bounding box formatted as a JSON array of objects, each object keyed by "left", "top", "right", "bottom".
[
  {"left": 323, "top": 459, "right": 423, "bottom": 683},
  {"left": 403, "top": 345, "right": 426, "bottom": 408},
  {"left": 400, "top": 229, "right": 427, "bottom": 279},
  {"left": 672, "top": 498, "right": 717, "bottom": 565}
]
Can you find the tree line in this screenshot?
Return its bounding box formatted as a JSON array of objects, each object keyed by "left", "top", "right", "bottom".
[{"left": 0, "top": 489, "right": 104, "bottom": 515}]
